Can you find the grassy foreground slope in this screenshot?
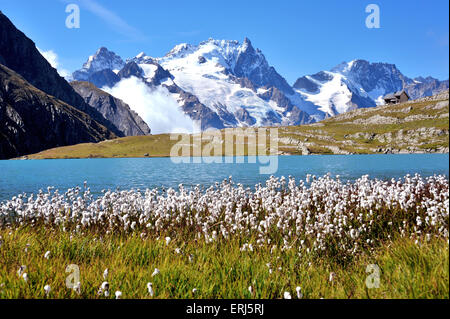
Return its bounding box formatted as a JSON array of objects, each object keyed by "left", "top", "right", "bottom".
[
  {"left": 0, "top": 227, "right": 448, "bottom": 299},
  {"left": 24, "top": 91, "right": 449, "bottom": 159}
]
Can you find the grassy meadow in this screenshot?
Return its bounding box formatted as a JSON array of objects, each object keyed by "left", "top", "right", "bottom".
[{"left": 0, "top": 226, "right": 448, "bottom": 299}]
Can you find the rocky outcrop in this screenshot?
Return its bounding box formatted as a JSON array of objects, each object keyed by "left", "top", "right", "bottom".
[
  {"left": 233, "top": 38, "right": 294, "bottom": 95},
  {"left": 0, "top": 64, "right": 114, "bottom": 159},
  {"left": 405, "top": 77, "right": 449, "bottom": 100},
  {"left": 164, "top": 82, "right": 225, "bottom": 130},
  {"left": 258, "top": 87, "right": 312, "bottom": 125},
  {"left": 71, "top": 81, "right": 151, "bottom": 136},
  {"left": 0, "top": 11, "right": 122, "bottom": 138},
  {"left": 84, "top": 69, "right": 120, "bottom": 89}
]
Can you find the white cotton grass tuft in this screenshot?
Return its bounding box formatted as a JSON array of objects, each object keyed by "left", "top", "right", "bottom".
[
  {"left": 101, "top": 281, "right": 109, "bottom": 291},
  {"left": 99, "top": 281, "right": 110, "bottom": 297},
  {"left": 103, "top": 268, "right": 109, "bottom": 280},
  {"left": 22, "top": 273, "right": 28, "bottom": 282},
  {"left": 283, "top": 291, "right": 292, "bottom": 299},
  {"left": 147, "top": 282, "right": 154, "bottom": 297},
  {"left": 329, "top": 272, "right": 336, "bottom": 283},
  {"left": 192, "top": 288, "right": 198, "bottom": 295},
  {"left": 152, "top": 268, "right": 160, "bottom": 277},
  {"left": 17, "top": 265, "right": 26, "bottom": 277},
  {"left": 44, "top": 284, "right": 51, "bottom": 296},
  {"left": 296, "top": 286, "right": 303, "bottom": 299},
  {"left": 115, "top": 291, "right": 122, "bottom": 299},
  {"left": 44, "top": 251, "right": 51, "bottom": 259},
  {"left": 0, "top": 174, "right": 448, "bottom": 263}
]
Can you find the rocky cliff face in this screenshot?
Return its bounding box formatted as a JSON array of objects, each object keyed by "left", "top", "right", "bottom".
[
  {"left": 0, "top": 65, "right": 114, "bottom": 159},
  {"left": 71, "top": 81, "right": 151, "bottom": 136},
  {"left": 406, "top": 77, "right": 450, "bottom": 100},
  {"left": 0, "top": 11, "right": 123, "bottom": 137}
]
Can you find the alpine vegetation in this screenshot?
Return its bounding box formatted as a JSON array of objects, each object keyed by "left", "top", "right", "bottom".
[{"left": 0, "top": 174, "right": 448, "bottom": 261}]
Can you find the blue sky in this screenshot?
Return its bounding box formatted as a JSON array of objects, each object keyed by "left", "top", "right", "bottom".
[{"left": 1, "top": 0, "right": 448, "bottom": 83}]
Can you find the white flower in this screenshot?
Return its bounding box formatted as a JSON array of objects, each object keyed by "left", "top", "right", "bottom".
[
  {"left": 147, "top": 282, "right": 154, "bottom": 297},
  {"left": 248, "top": 286, "right": 252, "bottom": 295},
  {"left": 296, "top": 286, "right": 303, "bottom": 299},
  {"left": 44, "top": 284, "right": 51, "bottom": 296},
  {"left": 115, "top": 291, "right": 122, "bottom": 299},
  {"left": 165, "top": 237, "right": 171, "bottom": 246},
  {"left": 99, "top": 281, "right": 109, "bottom": 297},
  {"left": 103, "top": 268, "right": 109, "bottom": 280},
  {"left": 17, "top": 265, "right": 26, "bottom": 277},
  {"left": 329, "top": 272, "right": 336, "bottom": 282},
  {"left": 283, "top": 291, "right": 292, "bottom": 299},
  {"left": 192, "top": 288, "right": 197, "bottom": 294},
  {"left": 152, "top": 268, "right": 160, "bottom": 277},
  {"left": 44, "top": 251, "right": 51, "bottom": 259},
  {"left": 22, "top": 273, "right": 28, "bottom": 282}
]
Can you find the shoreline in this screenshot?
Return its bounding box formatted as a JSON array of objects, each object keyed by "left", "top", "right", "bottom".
[{"left": 11, "top": 151, "right": 450, "bottom": 161}]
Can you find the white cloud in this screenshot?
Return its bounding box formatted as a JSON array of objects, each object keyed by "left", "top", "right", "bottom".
[
  {"left": 103, "top": 77, "right": 195, "bottom": 134},
  {"left": 37, "top": 48, "right": 72, "bottom": 80}
]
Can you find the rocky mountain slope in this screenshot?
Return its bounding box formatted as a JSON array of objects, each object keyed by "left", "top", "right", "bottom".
[
  {"left": 71, "top": 81, "right": 151, "bottom": 136},
  {"left": 0, "top": 64, "right": 114, "bottom": 159},
  {"left": 0, "top": 11, "right": 123, "bottom": 138}
]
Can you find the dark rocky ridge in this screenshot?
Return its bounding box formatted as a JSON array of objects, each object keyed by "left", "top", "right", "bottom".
[
  {"left": 0, "top": 11, "right": 123, "bottom": 137},
  {"left": 71, "top": 81, "right": 151, "bottom": 136},
  {"left": 84, "top": 69, "right": 120, "bottom": 89},
  {"left": 0, "top": 64, "right": 114, "bottom": 159}
]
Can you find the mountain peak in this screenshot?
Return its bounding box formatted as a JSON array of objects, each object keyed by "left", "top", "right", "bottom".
[
  {"left": 136, "top": 52, "right": 146, "bottom": 58},
  {"left": 82, "top": 47, "right": 125, "bottom": 72}
]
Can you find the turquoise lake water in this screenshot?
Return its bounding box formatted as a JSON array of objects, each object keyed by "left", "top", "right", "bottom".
[{"left": 0, "top": 154, "right": 448, "bottom": 201}]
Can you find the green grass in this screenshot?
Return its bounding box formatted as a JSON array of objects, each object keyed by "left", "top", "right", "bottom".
[{"left": 0, "top": 227, "right": 448, "bottom": 299}]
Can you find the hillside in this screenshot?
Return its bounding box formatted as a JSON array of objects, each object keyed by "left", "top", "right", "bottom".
[
  {"left": 0, "top": 11, "right": 122, "bottom": 137},
  {"left": 0, "top": 65, "right": 115, "bottom": 159},
  {"left": 24, "top": 91, "right": 448, "bottom": 159},
  {"left": 71, "top": 81, "right": 151, "bottom": 136}
]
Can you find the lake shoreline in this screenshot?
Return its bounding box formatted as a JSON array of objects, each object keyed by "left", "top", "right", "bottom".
[{"left": 12, "top": 150, "right": 450, "bottom": 161}]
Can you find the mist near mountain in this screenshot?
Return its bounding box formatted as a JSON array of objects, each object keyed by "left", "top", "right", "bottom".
[{"left": 103, "top": 76, "right": 195, "bottom": 134}]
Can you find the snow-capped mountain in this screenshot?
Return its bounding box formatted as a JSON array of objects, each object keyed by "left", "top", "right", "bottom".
[
  {"left": 72, "top": 42, "right": 449, "bottom": 132},
  {"left": 293, "top": 59, "right": 449, "bottom": 117},
  {"left": 73, "top": 39, "right": 313, "bottom": 131}
]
